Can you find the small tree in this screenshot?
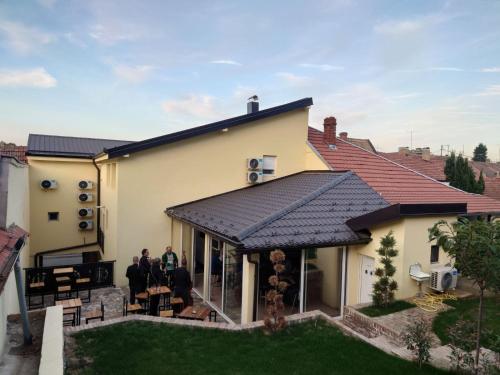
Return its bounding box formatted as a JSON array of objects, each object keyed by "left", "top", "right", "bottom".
[
  {"left": 372, "top": 231, "right": 398, "bottom": 307},
  {"left": 264, "top": 250, "right": 288, "bottom": 333},
  {"left": 448, "top": 320, "right": 476, "bottom": 373},
  {"left": 473, "top": 143, "right": 488, "bottom": 162},
  {"left": 429, "top": 218, "right": 500, "bottom": 374},
  {"left": 403, "top": 318, "right": 432, "bottom": 368}
]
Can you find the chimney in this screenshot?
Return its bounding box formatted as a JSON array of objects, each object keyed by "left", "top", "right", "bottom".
[
  {"left": 339, "top": 132, "right": 348, "bottom": 140},
  {"left": 247, "top": 95, "right": 259, "bottom": 114},
  {"left": 323, "top": 117, "right": 337, "bottom": 147},
  {"left": 421, "top": 147, "right": 431, "bottom": 161},
  {"left": 398, "top": 146, "right": 410, "bottom": 155}
]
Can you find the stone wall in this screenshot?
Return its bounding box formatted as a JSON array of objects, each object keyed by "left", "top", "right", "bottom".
[{"left": 39, "top": 306, "right": 64, "bottom": 375}]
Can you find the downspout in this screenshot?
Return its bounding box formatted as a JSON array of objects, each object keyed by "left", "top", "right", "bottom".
[
  {"left": 92, "top": 158, "right": 101, "bottom": 251},
  {"left": 14, "top": 239, "right": 32, "bottom": 345},
  {"left": 247, "top": 254, "right": 259, "bottom": 322}
]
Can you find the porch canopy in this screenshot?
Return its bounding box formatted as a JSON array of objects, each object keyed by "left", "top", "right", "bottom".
[{"left": 166, "top": 171, "right": 389, "bottom": 251}]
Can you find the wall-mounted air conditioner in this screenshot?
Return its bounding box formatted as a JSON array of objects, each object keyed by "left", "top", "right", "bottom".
[
  {"left": 430, "top": 266, "right": 458, "bottom": 292},
  {"left": 78, "top": 220, "right": 93, "bottom": 231},
  {"left": 247, "top": 171, "right": 263, "bottom": 184},
  {"left": 78, "top": 180, "right": 93, "bottom": 190},
  {"left": 40, "top": 179, "right": 57, "bottom": 190},
  {"left": 78, "top": 208, "right": 94, "bottom": 217},
  {"left": 78, "top": 193, "right": 93, "bottom": 202},
  {"left": 247, "top": 157, "right": 263, "bottom": 170}
]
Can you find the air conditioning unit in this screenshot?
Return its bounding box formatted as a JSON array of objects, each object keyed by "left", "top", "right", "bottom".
[
  {"left": 78, "top": 193, "right": 93, "bottom": 202},
  {"left": 247, "top": 157, "right": 263, "bottom": 170},
  {"left": 78, "top": 220, "right": 93, "bottom": 231},
  {"left": 430, "top": 266, "right": 458, "bottom": 292},
  {"left": 40, "top": 179, "right": 57, "bottom": 190},
  {"left": 78, "top": 208, "right": 94, "bottom": 217},
  {"left": 247, "top": 171, "right": 263, "bottom": 184},
  {"left": 78, "top": 180, "right": 93, "bottom": 190}
]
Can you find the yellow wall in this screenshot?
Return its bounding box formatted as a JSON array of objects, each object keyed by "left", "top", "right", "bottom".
[
  {"left": 106, "top": 108, "right": 311, "bottom": 286},
  {"left": 346, "top": 216, "right": 454, "bottom": 305},
  {"left": 305, "top": 141, "right": 330, "bottom": 171},
  {"left": 28, "top": 157, "right": 97, "bottom": 258},
  {"left": 310, "top": 246, "right": 342, "bottom": 309}
]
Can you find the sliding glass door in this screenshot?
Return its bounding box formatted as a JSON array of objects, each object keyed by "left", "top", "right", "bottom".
[{"left": 193, "top": 230, "right": 205, "bottom": 294}]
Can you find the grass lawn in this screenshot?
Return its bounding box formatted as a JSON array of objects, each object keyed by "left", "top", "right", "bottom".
[
  {"left": 433, "top": 296, "right": 500, "bottom": 350},
  {"left": 72, "top": 320, "right": 449, "bottom": 375},
  {"left": 358, "top": 300, "right": 416, "bottom": 317}
]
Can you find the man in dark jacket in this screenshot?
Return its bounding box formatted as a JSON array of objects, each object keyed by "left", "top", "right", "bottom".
[
  {"left": 139, "top": 248, "right": 151, "bottom": 291},
  {"left": 125, "top": 256, "right": 140, "bottom": 303},
  {"left": 173, "top": 255, "right": 193, "bottom": 307}
]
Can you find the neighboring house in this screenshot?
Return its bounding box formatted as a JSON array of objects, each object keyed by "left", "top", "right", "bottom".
[
  {"left": 382, "top": 148, "right": 500, "bottom": 200},
  {"left": 338, "top": 132, "right": 377, "bottom": 153},
  {"left": 0, "top": 156, "right": 30, "bottom": 360},
  {"left": 24, "top": 98, "right": 500, "bottom": 325},
  {"left": 0, "top": 145, "right": 27, "bottom": 163}
]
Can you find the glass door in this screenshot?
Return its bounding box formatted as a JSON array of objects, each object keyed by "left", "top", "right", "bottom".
[
  {"left": 209, "top": 238, "right": 223, "bottom": 309},
  {"left": 193, "top": 230, "right": 205, "bottom": 294}
]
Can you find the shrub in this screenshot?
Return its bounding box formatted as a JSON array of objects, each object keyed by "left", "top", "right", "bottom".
[
  {"left": 372, "top": 231, "right": 398, "bottom": 307},
  {"left": 264, "top": 250, "right": 288, "bottom": 334},
  {"left": 403, "top": 318, "right": 432, "bottom": 368}
]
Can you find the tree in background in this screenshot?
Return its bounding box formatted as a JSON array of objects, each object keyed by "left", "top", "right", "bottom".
[
  {"left": 473, "top": 143, "right": 488, "bottom": 162},
  {"left": 429, "top": 218, "right": 500, "bottom": 375},
  {"left": 444, "top": 152, "right": 485, "bottom": 194},
  {"left": 372, "top": 231, "right": 398, "bottom": 308}
]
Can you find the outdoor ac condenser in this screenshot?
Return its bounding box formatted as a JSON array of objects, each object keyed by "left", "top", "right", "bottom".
[
  {"left": 79, "top": 220, "right": 93, "bottom": 231},
  {"left": 40, "top": 179, "right": 57, "bottom": 190},
  {"left": 247, "top": 171, "right": 263, "bottom": 184},
  {"left": 78, "top": 193, "right": 93, "bottom": 202},
  {"left": 247, "top": 157, "right": 263, "bottom": 170},
  {"left": 429, "top": 266, "right": 458, "bottom": 292},
  {"left": 78, "top": 180, "right": 93, "bottom": 190},
  {"left": 78, "top": 208, "right": 94, "bottom": 217}
]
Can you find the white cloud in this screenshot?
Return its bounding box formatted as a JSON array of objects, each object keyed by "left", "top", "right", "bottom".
[
  {"left": 0, "top": 68, "right": 57, "bottom": 88},
  {"left": 37, "top": 0, "right": 57, "bottom": 8},
  {"left": 480, "top": 67, "right": 500, "bottom": 73},
  {"left": 388, "top": 92, "right": 422, "bottom": 100},
  {"left": 210, "top": 60, "right": 241, "bottom": 66},
  {"left": 374, "top": 19, "right": 424, "bottom": 35},
  {"left": 474, "top": 85, "right": 500, "bottom": 97},
  {"left": 112, "top": 64, "right": 154, "bottom": 83},
  {"left": 89, "top": 24, "right": 142, "bottom": 45},
  {"left": 276, "top": 72, "right": 313, "bottom": 87},
  {"left": 429, "top": 67, "right": 464, "bottom": 72},
  {"left": 162, "top": 94, "right": 222, "bottom": 120},
  {"left": 298, "top": 63, "right": 344, "bottom": 71},
  {"left": 0, "top": 21, "right": 55, "bottom": 54}
]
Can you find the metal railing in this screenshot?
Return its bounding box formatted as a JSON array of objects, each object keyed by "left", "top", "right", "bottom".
[{"left": 24, "top": 261, "right": 115, "bottom": 296}]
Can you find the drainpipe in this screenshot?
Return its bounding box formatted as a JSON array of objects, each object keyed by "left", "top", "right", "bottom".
[
  {"left": 14, "top": 241, "right": 32, "bottom": 345},
  {"left": 91, "top": 159, "right": 101, "bottom": 249},
  {"left": 247, "top": 254, "right": 259, "bottom": 321}
]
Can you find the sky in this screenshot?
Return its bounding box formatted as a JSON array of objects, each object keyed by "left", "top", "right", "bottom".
[{"left": 1, "top": 0, "right": 499, "bottom": 160}]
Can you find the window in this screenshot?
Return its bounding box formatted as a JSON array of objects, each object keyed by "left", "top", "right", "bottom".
[
  {"left": 263, "top": 155, "right": 277, "bottom": 175},
  {"left": 48, "top": 212, "right": 59, "bottom": 221},
  {"left": 430, "top": 245, "right": 439, "bottom": 263}
]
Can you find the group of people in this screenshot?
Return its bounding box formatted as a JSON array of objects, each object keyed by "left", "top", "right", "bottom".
[{"left": 125, "top": 246, "right": 193, "bottom": 314}]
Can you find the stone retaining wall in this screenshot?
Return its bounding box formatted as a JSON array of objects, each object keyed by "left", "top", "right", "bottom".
[
  {"left": 39, "top": 306, "right": 64, "bottom": 375},
  {"left": 342, "top": 306, "right": 403, "bottom": 344}
]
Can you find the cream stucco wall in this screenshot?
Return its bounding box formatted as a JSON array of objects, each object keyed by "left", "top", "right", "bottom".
[
  {"left": 106, "top": 108, "right": 311, "bottom": 286},
  {"left": 305, "top": 141, "right": 330, "bottom": 171},
  {"left": 28, "top": 157, "right": 97, "bottom": 259},
  {"left": 1, "top": 159, "right": 30, "bottom": 360},
  {"left": 346, "top": 216, "right": 454, "bottom": 305}
]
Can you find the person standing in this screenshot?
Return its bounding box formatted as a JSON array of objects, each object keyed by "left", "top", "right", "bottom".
[
  {"left": 139, "top": 248, "right": 151, "bottom": 291},
  {"left": 161, "top": 246, "right": 178, "bottom": 287},
  {"left": 148, "top": 258, "right": 163, "bottom": 316},
  {"left": 173, "top": 254, "right": 193, "bottom": 307},
  {"left": 125, "top": 256, "right": 141, "bottom": 304}
]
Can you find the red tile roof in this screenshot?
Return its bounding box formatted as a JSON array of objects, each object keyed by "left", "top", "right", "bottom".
[
  {"left": 0, "top": 225, "right": 28, "bottom": 293},
  {"left": 380, "top": 152, "right": 447, "bottom": 181},
  {"left": 308, "top": 127, "right": 500, "bottom": 213},
  {"left": 0, "top": 146, "right": 27, "bottom": 162}
]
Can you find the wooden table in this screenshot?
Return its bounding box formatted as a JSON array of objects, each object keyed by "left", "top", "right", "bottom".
[
  {"left": 55, "top": 298, "right": 82, "bottom": 325},
  {"left": 147, "top": 286, "right": 171, "bottom": 311},
  {"left": 177, "top": 306, "right": 211, "bottom": 321},
  {"left": 53, "top": 267, "right": 74, "bottom": 275}
]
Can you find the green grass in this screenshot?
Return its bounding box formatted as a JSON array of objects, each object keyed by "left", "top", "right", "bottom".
[
  {"left": 433, "top": 296, "right": 500, "bottom": 350},
  {"left": 358, "top": 300, "right": 416, "bottom": 317},
  {"left": 72, "top": 320, "right": 449, "bottom": 375}
]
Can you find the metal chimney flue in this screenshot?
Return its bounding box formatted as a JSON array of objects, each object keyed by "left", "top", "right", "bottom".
[{"left": 247, "top": 95, "right": 259, "bottom": 114}]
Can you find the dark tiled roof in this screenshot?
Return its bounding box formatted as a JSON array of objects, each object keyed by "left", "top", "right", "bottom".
[
  {"left": 106, "top": 98, "right": 313, "bottom": 159},
  {"left": 167, "top": 171, "right": 389, "bottom": 250},
  {"left": 0, "top": 225, "right": 28, "bottom": 294},
  {"left": 0, "top": 146, "right": 27, "bottom": 162},
  {"left": 308, "top": 127, "right": 500, "bottom": 213},
  {"left": 27, "top": 134, "right": 133, "bottom": 158}
]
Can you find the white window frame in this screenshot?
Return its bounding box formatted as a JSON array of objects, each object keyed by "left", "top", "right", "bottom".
[{"left": 262, "top": 155, "right": 277, "bottom": 176}]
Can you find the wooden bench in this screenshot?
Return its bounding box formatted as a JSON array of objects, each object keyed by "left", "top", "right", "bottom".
[
  {"left": 123, "top": 296, "right": 143, "bottom": 316},
  {"left": 28, "top": 281, "right": 45, "bottom": 310},
  {"left": 63, "top": 308, "right": 77, "bottom": 326},
  {"left": 55, "top": 276, "right": 71, "bottom": 283},
  {"left": 170, "top": 297, "right": 184, "bottom": 315},
  {"left": 75, "top": 277, "right": 91, "bottom": 303},
  {"left": 84, "top": 301, "right": 104, "bottom": 324},
  {"left": 159, "top": 309, "right": 174, "bottom": 318},
  {"left": 55, "top": 285, "right": 72, "bottom": 301}
]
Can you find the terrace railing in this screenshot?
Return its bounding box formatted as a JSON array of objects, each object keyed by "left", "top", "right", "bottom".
[{"left": 24, "top": 260, "right": 115, "bottom": 297}]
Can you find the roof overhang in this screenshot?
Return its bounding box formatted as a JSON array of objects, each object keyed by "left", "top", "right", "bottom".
[
  {"left": 347, "top": 203, "right": 468, "bottom": 231},
  {"left": 0, "top": 225, "right": 28, "bottom": 294}
]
